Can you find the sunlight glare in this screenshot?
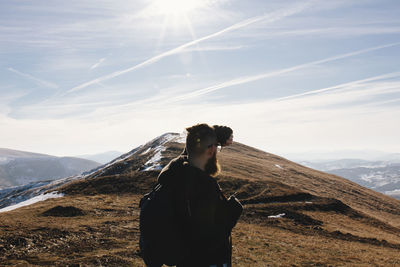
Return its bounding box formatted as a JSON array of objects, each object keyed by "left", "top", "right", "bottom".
[{"left": 153, "top": 0, "right": 206, "bottom": 16}]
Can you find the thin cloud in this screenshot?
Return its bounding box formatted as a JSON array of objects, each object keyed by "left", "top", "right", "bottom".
[
  {"left": 274, "top": 71, "right": 400, "bottom": 102},
  {"left": 170, "top": 42, "right": 400, "bottom": 102},
  {"left": 25, "top": 56, "right": 400, "bottom": 122},
  {"left": 66, "top": 1, "right": 315, "bottom": 94},
  {"left": 233, "top": 73, "right": 400, "bottom": 122},
  {"left": 181, "top": 45, "right": 245, "bottom": 52},
  {"left": 7, "top": 67, "right": 59, "bottom": 89},
  {"left": 90, "top": 57, "right": 106, "bottom": 70},
  {"left": 235, "top": 25, "right": 400, "bottom": 40},
  {"left": 73, "top": 47, "right": 400, "bottom": 118}
]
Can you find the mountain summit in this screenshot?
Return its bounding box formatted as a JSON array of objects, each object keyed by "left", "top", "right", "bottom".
[{"left": 0, "top": 133, "right": 399, "bottom": 266}]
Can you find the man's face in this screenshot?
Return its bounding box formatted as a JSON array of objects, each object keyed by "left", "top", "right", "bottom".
[{"left": 225, "top": 134, "right": 233, "bottom": 146}]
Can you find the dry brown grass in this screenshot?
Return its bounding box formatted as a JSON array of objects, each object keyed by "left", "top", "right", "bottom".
[
  {"left": 1, "top": 193, "right": 399, "bottom": 266},
  {"left": 0, "top": 194, "right": 143, "bottom": 266},
  {"left": 232, "top": 222, "right": 400, "bottom": 267}
]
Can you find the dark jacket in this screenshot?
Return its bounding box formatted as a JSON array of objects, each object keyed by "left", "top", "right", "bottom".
[{"left": 157, "top": 155, "right": 237, "bottom": 266}]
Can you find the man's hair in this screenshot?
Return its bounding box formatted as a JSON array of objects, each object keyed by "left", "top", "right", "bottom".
[{"left": 185, "top": 123, "right": 217, "bottom": 157}]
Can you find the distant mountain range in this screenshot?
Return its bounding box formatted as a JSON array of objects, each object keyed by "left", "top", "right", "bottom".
[
  {"left": 0, "top": 148, "right": 101, "bottom": 189},
  {"left": 285, "top": 150, "right": 400, "bottom": 162},
  {"left": 299, "top": 159, "right": 400, "bottom": 200}
]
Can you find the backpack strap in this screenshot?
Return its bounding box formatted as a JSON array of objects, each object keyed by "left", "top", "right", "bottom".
[
  {"left": 215, "top": 182, "right": 227, "bottom": 201},
  {"left": 181, "top": 160, "right": 194, "bottom": 218}
]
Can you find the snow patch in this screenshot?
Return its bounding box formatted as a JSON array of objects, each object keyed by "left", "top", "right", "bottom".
[
  {"left": 0, "top": 157, "right": 11, "bottom": 165},
  {"left": 0, "top": 191, "right": 64, "bottom": 213},
  {"left": 140, "top": 148, "right": 151, "bottom": 155},
  {"left": 159, "top": 132, "right": 186, "bottom": 144},
  {"left": 0, "top": 175, "right": 80, "bottom": 210},
  {"left": 143, "top": 147, "right": 164, "bottom": 171},
  {"left": 275, "top": 164, "right": 283, "bottom": 169},
  {"left": 141, "top": 132, "right": 186, "bottom": 172},
  {"left": 143, "top": 164, "right": 163, "bottom": 171},
  {"left": 174, "top": 131, "right": 187, "bottom": 143},
  {"left": 89, "top": 132, "right": 186, "bottom": 175},
  {"left": 268, "top": 213, "right": 286, "bottom": 218}
]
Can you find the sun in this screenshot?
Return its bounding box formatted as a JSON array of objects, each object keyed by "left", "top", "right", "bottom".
[
  {"left": 141, "top": 0, "right": 210, "bottom": 46},
  {"left": 152, "top": 0, "right": 206, "bottom": 16}
]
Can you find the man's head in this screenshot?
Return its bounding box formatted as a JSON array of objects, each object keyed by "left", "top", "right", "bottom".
[
  {"left": 185, "top": 123, "right": 220, "bottom": 177},
  {"left": 214, "top": 125, "right": 233, "bottom": 147}
]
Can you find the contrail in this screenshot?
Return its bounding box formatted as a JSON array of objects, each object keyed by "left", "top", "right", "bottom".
[
  {"left": 66, "top": 1, "right": 314, "bottom": 94},
  {"left": 7, "top": 67, "right": 59, "bottom": 89},
  {"left": 90, "top": 57, "right": 106, "bottom": 70},
  {"left": 273, "top": 71, "right": 400, "bottom": 101},
  {"left": 171, "top": 42, "right": 400, "bottom": 102}
]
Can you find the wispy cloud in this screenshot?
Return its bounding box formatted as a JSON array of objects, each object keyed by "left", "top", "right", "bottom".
[
  {"left": 274, "top": 71, "right": 400, "bottom": 102},
  {"left": 223, "top": 71, "right": 400, "bottom": 125},
  {"left": 170, "top": 42, "right": 400, "bottom": 102},
  {"left": 181, "top": 45, "right": 245, "bottom": 52},
  {"left": 13, "top": 43, "right": 400, "bottom": 121},
  {"left": 90, "top": 57, "right": 106, "bottom": 70},
  {"left": 233, "top": 23, "right": 400, "bottom": 40},
  {"left": 7, "top": 67, "right": 59, "bottom": 89},
  {"left": 278, "top": 26, "right": 400, "bottom": 38},
  {"left": 66, "top": 1, "right": 315, "bottom": 93}
]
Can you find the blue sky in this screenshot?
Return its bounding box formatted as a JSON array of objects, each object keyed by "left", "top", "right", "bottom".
[{"left": 0, "top": 0, "right": 399, "bottom": 157}]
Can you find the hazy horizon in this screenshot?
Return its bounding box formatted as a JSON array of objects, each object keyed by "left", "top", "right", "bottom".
[
  {"left": 1, "top": 0, "right": 399, "bottom": 157},
  {"left": 1, "top": 140, "right": 399, "bottom": 162}
]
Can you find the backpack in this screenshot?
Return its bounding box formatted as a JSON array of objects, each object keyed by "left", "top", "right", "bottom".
[
  {"left": 139, "top": 174, "right": 188, "bottom": 266},
  {"left": 139, "top": 160, "right": 242, "bottom": 266}
]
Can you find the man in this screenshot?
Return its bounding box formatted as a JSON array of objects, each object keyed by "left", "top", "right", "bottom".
[{"left": 156, "top": 123, "right": 242, "bottom": 267}]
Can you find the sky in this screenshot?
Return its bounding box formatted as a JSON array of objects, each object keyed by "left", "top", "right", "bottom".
[{"left": 0, "top": 0, "right": 399, "bottom": 157}]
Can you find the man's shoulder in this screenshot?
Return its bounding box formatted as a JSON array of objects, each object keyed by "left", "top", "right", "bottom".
[
  {"left": 162, "top": 155, "right": 189, "bottom": 173},
  {"left": 157, "top": 155, "right": 188, "bottom": 184}
]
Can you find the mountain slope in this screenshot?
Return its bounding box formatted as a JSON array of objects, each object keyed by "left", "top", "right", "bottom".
[
  {"left": 0, "top": 133, "right": 399, "bottom": 266},
  {"left": 0, "top": 148, "right": 101, "bottom": 189}
]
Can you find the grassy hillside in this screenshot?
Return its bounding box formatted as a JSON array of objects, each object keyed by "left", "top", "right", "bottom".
[{"left": 0, "top": 136, "right": 399, "bottom": 266}]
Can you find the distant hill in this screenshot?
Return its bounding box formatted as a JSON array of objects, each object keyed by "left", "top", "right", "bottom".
[
  {"left": 300, "top": 159, "right": 400, "bottom": 200},
  {"left": 0, "top": 133, "right": 399, "bottom": 266},
  {"left": 0, "top": 148, "right": 101, "bottom": 189},
  {"left": 377, "top": 153, "right": 400, "bottom": 163},
  {"left": 76, "top": 151, "right": 124, "bottom": 164},
  {"left": 284, "top": 149, "right": 392, "bottom": 162}
]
